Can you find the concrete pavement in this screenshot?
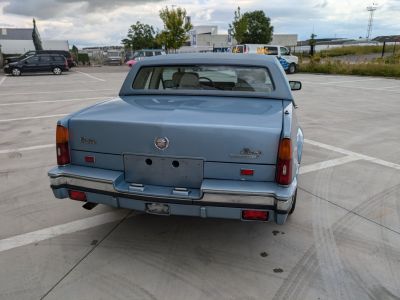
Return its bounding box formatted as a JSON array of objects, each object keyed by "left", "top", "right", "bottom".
[{"left": 0, "top": 67, "right": 399, "bottom": 299}]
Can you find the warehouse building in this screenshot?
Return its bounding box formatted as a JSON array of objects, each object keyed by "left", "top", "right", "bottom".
[{"left": 0, "top": 27, "right": 69, "bottom": 55}]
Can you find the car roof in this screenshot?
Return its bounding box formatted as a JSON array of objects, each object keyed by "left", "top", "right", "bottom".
[
  {"left": 33, "top": 53, "right": 66, "bottom": 57},
  {"left": 120, "top": 53, "right": 293, "bottom": 100}
]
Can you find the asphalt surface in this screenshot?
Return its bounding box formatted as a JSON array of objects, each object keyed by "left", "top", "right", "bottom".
[{"left": 0, "top": 66, "right": 399, "bottom": 300}]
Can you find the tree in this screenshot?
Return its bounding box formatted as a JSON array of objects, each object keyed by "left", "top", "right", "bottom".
[
  {"left": 229, "top": 8, "right": 274, "bottom": 44},
  {"left": 229, "top": 7, "right": 247, "bottom": 44},
  {"left": 158, "top": 7, "right": 193, "bottom": 53},
  {"left": 242, "top": 11, "right": 273, "bottom": 44},
  {"left": 309, "top": 33, "right": 317, "bottom": 56},
  {"left": 122, "top": 21, "right": 156, "bottom": 50},
  {"left": 71, "top": 45, "right": 79, "bottom": 64}
]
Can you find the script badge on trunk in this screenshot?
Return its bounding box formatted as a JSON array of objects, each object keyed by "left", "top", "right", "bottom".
[{"left": 154, "top": 137, "right": 169, "bottom": 150}]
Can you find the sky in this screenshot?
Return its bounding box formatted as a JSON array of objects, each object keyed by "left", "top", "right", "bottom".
[{"left": 0, "top": 0, "right": 399, "bottom": 48}]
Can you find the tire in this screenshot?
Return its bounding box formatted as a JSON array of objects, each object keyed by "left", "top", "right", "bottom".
[
  {"left": 11, "top": 68, "right": 21, "bottom": 76},
  {"left": 288, "top": 63, "right": 296, "bottom": 74},
  {"left": 289, "top": 188, "right": 297, "bottom": 215},
  {"left": 53, "top": 67, "right": 62, "bottom": 75}
]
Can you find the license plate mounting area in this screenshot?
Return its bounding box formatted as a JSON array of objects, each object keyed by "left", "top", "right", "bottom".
[{"left": 124, "top": 154, "right": 203, "bottom": 189}]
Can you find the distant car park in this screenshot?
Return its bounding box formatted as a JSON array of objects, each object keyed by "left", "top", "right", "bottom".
[
  {"left": 125, "top": 49, "right": 165, "bottom": 66},
  {"left": 232, "top": 44, "right": 299, "bottom": 74},
  {"left": 3, "top": 53, "right": 69, "bottom": 76}
]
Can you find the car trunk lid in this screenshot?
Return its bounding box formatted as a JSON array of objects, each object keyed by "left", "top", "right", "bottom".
[{"left": 69, "top": 95, "right": 283, "bottom": 165}]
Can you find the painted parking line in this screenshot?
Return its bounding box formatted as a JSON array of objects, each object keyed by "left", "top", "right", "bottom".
[
  {"left": 0, "top": 211, "right": 127, "bottom": 253},
  {"left": 0, "top": 88, "right": 113, "bottom": 97},
  {"left": 304, "top": 82, "right": 400, "bottom": 93},
  {"left": 0, "top": 144, "right": 54, "bottom": 155},
  {"left": 74, "top": 70, "right": 106, "bottom": 82},
  {"left": 0, "top": 77, "right": 6, "bottom": 86},
  {"left": 0, "top": 114, "right": 67, "bottom": 123},
  {"left": 305, "top": 139, "right": 400, "bottom": 171},
  {"left": 299, "top": 155, "right": 361, "bottom": 175},
  {"left": 302, "top": 78, "right": 378, "bottom": 85},
  {"left": 0, "top": 96, "right": 111, "bottom": 106}
]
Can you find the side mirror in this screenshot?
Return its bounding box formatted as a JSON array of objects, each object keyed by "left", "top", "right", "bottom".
[{"left": 289, "top": 81, "right": 302, "bottom": 91}]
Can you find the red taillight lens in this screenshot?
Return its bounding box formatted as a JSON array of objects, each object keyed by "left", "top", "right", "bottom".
[
  {"left": 68, "top": 190, "right": 87, "bottom": 201},
  {"left": 240, "top": 169, "right": 254, "bottom": 176},
  {"left": 84, "top": 155, "right": 95, "bottom": 163},
  {"left": 56, "top": 125, "right": 70, "bottom": 165},
  {"left": 242, "top": 210, "right": 269, "bottom": 221},
  {"left": 276, "top": 138, "right": 293, "bottom": 185}
]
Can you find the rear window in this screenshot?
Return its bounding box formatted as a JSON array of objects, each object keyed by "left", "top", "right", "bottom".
[{"left": 132, "top": 65, "right": 274, "bottom": 93}]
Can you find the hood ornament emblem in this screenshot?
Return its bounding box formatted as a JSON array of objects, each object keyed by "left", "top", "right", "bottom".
[{"left": 154, "top": 137, "right": 169, "bottom": 150}]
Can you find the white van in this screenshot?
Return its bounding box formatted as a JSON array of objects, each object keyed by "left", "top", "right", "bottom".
[{"left": 232, "top": 44, "right": 298, "bottom": 73}]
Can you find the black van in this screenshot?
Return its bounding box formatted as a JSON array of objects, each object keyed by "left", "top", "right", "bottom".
[
  {"left": 4, "top": 54, "right": 69, "bottom": 76},
  {"left": 5, "top": 50, "right": 74, "bottom": 68}
]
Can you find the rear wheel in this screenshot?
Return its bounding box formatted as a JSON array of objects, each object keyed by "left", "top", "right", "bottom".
[
  {"left": 289, "top": 188, "right": 297, "bottom": 215},
  {"left": 53, "top": 67, "right": 62, "bottom": 75},
  {"left": 288, "top": 63, "right": 296, "bottom": 74},
  {"left": 12, "top": 68, "right": 21, "bottom": 76}
]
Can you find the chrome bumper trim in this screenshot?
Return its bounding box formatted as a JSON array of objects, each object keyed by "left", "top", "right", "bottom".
[{"left": 49, "top": 172, "right": 295, "bottom": 211}]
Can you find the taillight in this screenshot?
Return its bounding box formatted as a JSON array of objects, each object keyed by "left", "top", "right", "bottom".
[
  {"left": 242, "top": 210, "right": 269, "bottom": 221},
  {"left": 68, "top": 190, "right": 87, "bottom": 201},
  {"left": 276, "top": 138, "right": 292, "bottom": 185},
  {"left": 56, "top": 125, "right": 70, "bottom": 165}
]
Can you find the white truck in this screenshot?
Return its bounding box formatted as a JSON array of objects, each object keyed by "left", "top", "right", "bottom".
[{"left": 232, "top": 44, "right": 299, "bottom": 74}]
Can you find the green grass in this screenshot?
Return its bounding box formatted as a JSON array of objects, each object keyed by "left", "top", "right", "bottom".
[
  {"left": 299, "top": 60, "right": 400, "bottom": 78},
  {"left": 319, "top": 45, "right": 397, "bottom": 57}
]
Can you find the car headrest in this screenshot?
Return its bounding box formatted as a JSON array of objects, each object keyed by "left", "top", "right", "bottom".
[{"left": 179, "top": 72, "right": 200, "bottom": 88}]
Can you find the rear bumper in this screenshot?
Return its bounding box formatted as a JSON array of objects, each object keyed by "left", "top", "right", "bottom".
[{"left": 48, "top": 165, "right": 297, "bottom": 224}]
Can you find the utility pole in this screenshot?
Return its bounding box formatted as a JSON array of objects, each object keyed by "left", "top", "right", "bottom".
[{"left": 366, "top": 4, "right": 378, "bottom": 40}]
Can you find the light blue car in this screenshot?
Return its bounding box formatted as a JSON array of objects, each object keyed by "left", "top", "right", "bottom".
[{"left": 48, "top": 53, "right": 304, "bottom": 225}]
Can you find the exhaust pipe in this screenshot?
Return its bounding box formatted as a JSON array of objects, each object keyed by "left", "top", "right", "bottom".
[{"left": 82, "top": 202, "right": 98, "bottom": 210}]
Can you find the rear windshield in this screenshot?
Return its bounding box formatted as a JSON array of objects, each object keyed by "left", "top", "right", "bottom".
[{"left": 132, "top": 65, "right": 274, "bottom": 93}]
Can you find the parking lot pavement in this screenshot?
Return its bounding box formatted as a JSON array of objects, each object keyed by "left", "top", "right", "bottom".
[{"left": 0, "top": 69, "right": 399, "bottom": 299}]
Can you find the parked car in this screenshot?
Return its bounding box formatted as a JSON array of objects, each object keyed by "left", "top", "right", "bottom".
[
  {"left": 232, "top": 44, "right": 299, "bottom": 74},
  {"left": 48, "top": 53, "right": 303, "bottom": 225},
  {"left": 104, "top": 50, "right": 122, "bottom": 65},
  {"left": 127, "top": 49, "right": 165, "bottom": 63},
  {"left": 4, "top": 54, "right": 69, "bottom": 76},
  {"left": 126, "top": 49, "right": 165, "bottom": 67},
  {"left": 5, "top": 50, "right": 74, "bottom": 68},
  {"left": 125, "top": 59, "right": 137, "bottom": 68}
]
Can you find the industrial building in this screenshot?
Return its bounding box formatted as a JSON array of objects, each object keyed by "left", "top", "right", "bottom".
[
  {"left": 0, "top": 27, "right": 69, "bottom": 55},
  {"left": 178, "top": 25, "right": 297, "bottom": 53}
]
